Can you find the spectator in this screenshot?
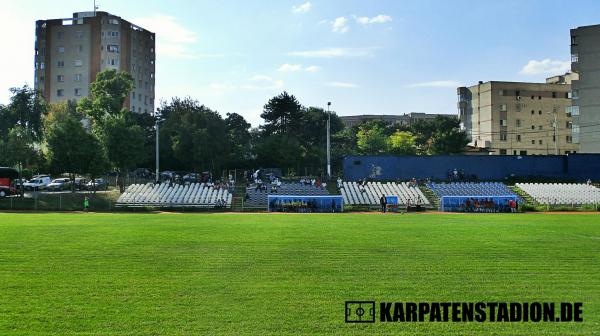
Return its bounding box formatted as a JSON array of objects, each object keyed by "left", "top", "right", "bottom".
[
  {"left": 337, "top": 177, "right": 342, "bottom": 189},
  {"left": 587, "top": 179, "right": 592, "bottom": 186},
  {"left": 83, "top": 196, "right": 90, "bottom": 212},
  {"left": 380, "top": 195, "right": 386, "bottom": 213}
]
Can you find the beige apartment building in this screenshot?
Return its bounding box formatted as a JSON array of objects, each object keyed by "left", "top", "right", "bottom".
[
  {"left": 458, "top": 78, "right": 579, "bottom": 155},
  {"left": 34, "top": 11, "right": 155, "bottom": 114},
  {"left": 571, "top": 24, "right": 600, "bottom": 153}
]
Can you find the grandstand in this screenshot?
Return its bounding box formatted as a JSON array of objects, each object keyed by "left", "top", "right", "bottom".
[
  {"left": 516, "top": 183, "right": 600, "bottom": 205},
  {"left": 428, "top": 182, "right": 517, "bottom": 197},
  {"left": 244, "top": 182, "right": 329, "bottom": 208},
  {"left": 116, "top": 183, "right": 232, "bottom": 208},
  {"left": 340, "top": 181, "right": 430, "bottom": 206}
]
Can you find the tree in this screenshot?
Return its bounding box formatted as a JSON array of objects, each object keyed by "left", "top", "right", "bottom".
[
  {"left": 77, "top": 69, "right": 144, "bottom": 190},
  {"left": 158, "top": 98, "right": 229, "bottom": 173},
  {"left": 260, "top": 91, "right": 303, "bottom": 136},
  {"left": 225, "top": 112, "right": 253, "bottom": 168},
  {"left": 356, "top": 122, "right": 388, "bottom": 155},
  {"left": 44, "top": 102, "right": 109, "bottom": 191},
  {"left": 0, "top": 85, "right": 46, "bottom": 141},
  {"left": 410, "top": 116, "right": 469, "bottom": 154},
  {"left": 387, "top": 131, "right": 417, "bottom": 155},
  {"left": 77, "top": 69, "right": 135, "bottom": 125}
]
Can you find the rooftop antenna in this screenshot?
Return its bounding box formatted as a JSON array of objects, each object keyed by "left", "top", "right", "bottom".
[{"left": 93, "top": 0, "right": 99, "bottom": 15}]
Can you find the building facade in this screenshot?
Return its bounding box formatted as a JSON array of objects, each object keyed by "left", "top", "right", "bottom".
[
  {"left": 34, "top": 11, "right": 155, "bottom": 114},
  {"left": 340, "top": 112, "right": 456, "bottom": 128},
  {"left": 458, "top": 80, "right": 579, "bottom": 155},
  {"left": 570, "top": 24, "right": 600, "bottom": 153}
]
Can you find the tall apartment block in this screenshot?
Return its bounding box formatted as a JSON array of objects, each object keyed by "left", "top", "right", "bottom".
[
  {"left": 34, "top": 11, "right": 155, "bottom": 114},
  {"left": 458, "top": 78, "right": 579, "bottom": 155},
  {"left": 570, "top": 24, "right": 600, "bottom": 153}
]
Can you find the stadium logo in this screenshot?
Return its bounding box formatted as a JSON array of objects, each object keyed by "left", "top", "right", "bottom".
[{"left": 345, "top": 301, "right": 376, "bottom": 323}]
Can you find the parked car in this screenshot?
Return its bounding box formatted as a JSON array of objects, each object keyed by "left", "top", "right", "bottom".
[
  {"left": 85, "top": 178, "right": 108, "bottom": 191},
  {"left": 23, "top": 175, "right": 51, "bottom": 191},
  {"left": 47, "top": 178, "right": 72, "bottom": 192},
  {"left": 74, "top": 177, "right": 88, "bottom": 190}
]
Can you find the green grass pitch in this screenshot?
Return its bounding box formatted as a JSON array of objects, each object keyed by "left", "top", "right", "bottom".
[{"left": 0, "top": 213, "right": 598, "bottom": 335}]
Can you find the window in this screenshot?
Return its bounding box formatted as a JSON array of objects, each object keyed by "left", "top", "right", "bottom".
[
  {"left": 553, "top": 135, "right": 556, "bottom": 142},
  {"left": 515, "top": 103, "right": 521, "bottom": 112},
  {"left": 571, "top": 36, "right": 577, "bottom": 46},
  {"left": 57, "top": 75, "right": 64, "bottom": 82},
  {"left": 109, "top": 59, "right": 118, "bottom": 66},
  {"left": 500, "top": 119, "right": 507, "bottom": 126},
  {"left": 57, "top": 46, "right": 65, "bottom": 53},
  {"left": 150, "top": 72, "right": 154, "bottom": 79},
  {"left": 531, "top": 110, "right": 535, "bottom": 115},
  {"left": 499, "top": 149, "right": 507, "bottom": 155},
  {"left": 566, "top": 121, "right": 572, "bottom": 129},
  {"left": 132, "top": 92, "right": 136, "bottom": 99},
  {"left": 57, "top": 31, "right": 64, "bottom": 39},
  {"left": 40, "top": 62, "right": 45, "bottom": 69},
  {"left": 75, "top": 45, "right": 83, "bottom": 54},
  {"left": 531, "top": 140, "right": 535, "bottom": 145},
  {"left": 539, "top": 140, "right": 543, "bottom": 145},
  {"left": 500, "top": 133, "right": 507, "bottom": 141},
  {"left": 571, "top": 52, "right": 579, "bottom": 63},
  {"left": 75, "top": 31, "right": 84, "bottom": 38},
  {"left": 516, "top": 119, "right": 521, "bottom": 127},
  {"left": 132, "top": 105, "right": 135, "bottom": 111},
  {"left": 567, "top": 106, "right": 579, "bottom": 116},
  {"left": 74, "top": 88, "right": 82, "bottom": 96},
  {"left": 500, "top": 104, "right": 507, "bottom": 112},
  {"left": 538, "top": 96, "right": 542, "bottom": 100},
  {"left": 567, "top": 135, "right": 573, "bottom": 143},
  {"left": 138, "top": 79, "right": 142, "bottom": 88},
  {"left": 531, "top": 95, "right": 535, "bottom": 100},
  {"left": 552, "top": 92, "right": 556, "bottom": 98},
  {"left": 74, "top": 74, "right": 82, "bottom": 82},
  {"left": 520, "top": 150, "right": 528, "bottom": 155},
  {"left": 539, "top": 110, "right": 542, "bottom": 115},
  {"left": 531, "top": 125, "right": 535, "bottom": 130},
  {"left": 516, "top": 134, "right": 522, "bottom": 142},
  {"left": 499, "top": 89, "right": 505, "bottom": 96},
  {"left": 108, "top": 18, "right": 119, "bottom": 25},
  {"left": 515, "top": 90, "right": 520, "bottom": 97},
  {"left": 110, "top": 31, "right": 120, "bottom": 37},
  {"left": 57, "top": 89, "right": 64, "bottom": 97},
  {"left": 144, "top": 96, "right": 148, "bottom": 105},
  {"left": 107, "top": 45, "right": 120, "bottom": 53},
  {"left": 571, "top": 89, "right": 579, "bottom": 99},
  {"left": 538, "top": 125, "right": 543, "bottom": 130},
  {"left": 73, "top": 60, "right": 82, "bottom": 67},
  {"left": 57, "top": 60, "right": 64, "bottom": 68}
]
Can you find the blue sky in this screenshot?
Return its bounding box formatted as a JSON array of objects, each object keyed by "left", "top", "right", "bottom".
[{"left": 1, "top": 0, "right": 599, "bottom": 125}]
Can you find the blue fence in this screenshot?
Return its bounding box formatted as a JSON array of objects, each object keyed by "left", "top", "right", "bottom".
[
  {"left": 268, "top": 195, "right": 344, "bottom": 213},
  {"left": 343, "top": 154, "right": 600, "bottom": 181}
]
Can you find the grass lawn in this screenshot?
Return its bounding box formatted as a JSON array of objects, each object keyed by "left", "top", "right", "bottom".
[{"left": 0, "top": 212, "right": 598, "bottom": 335}]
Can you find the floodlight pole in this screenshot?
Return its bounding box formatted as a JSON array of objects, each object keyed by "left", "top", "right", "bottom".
[
  {"left": 326, "top": 101, "right": 331, "bottom": 178},
  {"left": 155, "top": 112, "right": 160, "bottom": 183}
]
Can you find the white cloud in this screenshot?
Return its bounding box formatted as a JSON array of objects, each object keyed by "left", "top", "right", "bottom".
[
  {"left": 327, "top": 81, "right": 358, "bottom": 88},
  {"left": 278, "top": 63, "right": 303, "bottom": 72},
  {"left": 132, "top": 14, "right": 198, "bottom": 59},
  {"left": 292, "top": 2, "right": 312, "bottom": 14},
  {"left": 0, "top": 4, "right": 32, "bottom": 104},
  {"left": 519, "top": 59, "right": 571, "bottom": 75},
  {"left": 304, "top": 65, "right": 321, "bottom": 73},
  {"left": 407, "top": 80, "right": 462, "bottom": 88},
  {"left": 356, "top": 14, "right": 393, "bottom": 25},
  {"left": 287, "top": 47, "right": 374, "bottom": 58},
  {"left": 242, "top": 75, "right": 284, "bottom": 90},
  {"left": 332, "top": 17, "right": 349, "bottom": 33},
  {"left": 278, "top": 64, "right": 320, "bottom": 73}
]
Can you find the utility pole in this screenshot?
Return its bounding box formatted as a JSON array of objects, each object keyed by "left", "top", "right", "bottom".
[{"left": 326, "top": 102, "right": 331, "bottom": 178}]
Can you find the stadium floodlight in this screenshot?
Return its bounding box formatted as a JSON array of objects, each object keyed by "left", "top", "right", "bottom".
[{"left": 327, "top": 102, "right": 332, "bottom": 178}]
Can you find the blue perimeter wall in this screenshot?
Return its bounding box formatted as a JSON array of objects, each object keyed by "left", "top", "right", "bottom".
[{"left": 343, "top": 154, "right": 600, "bottom": 181}]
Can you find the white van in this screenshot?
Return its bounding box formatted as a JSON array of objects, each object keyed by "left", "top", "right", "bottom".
[{"left": 23, "top": 175, "right": 52, "bottom": 191}]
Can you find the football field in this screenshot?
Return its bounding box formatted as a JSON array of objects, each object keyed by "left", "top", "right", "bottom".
[{"left": 0, "top": 212, "right": 598, "bottom": 335}]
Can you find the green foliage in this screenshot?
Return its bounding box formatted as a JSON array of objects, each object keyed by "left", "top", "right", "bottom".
[
  {"left": 44, "top": 102, "right": 109, "bottom": 181},
  {"left": 356, "top": 122, "right": 388, "bottom": 155},
  {"left": 225, "top": 112, "right": 252, "bottom": 167},
  {"left": 0, "top": 85, "right": 47, "bottom": 141},
  {"left": 101, "top": 116, "right": 146, "bottom": 172},
  {"left": 78, "top": 69, "right": 134, "bottom": 124},
  {"left": 260, "top": 91, "right": 303, "bottom": 136},
  {"left": 387, "top": 130, "right": 417, "bottom": 155}
]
